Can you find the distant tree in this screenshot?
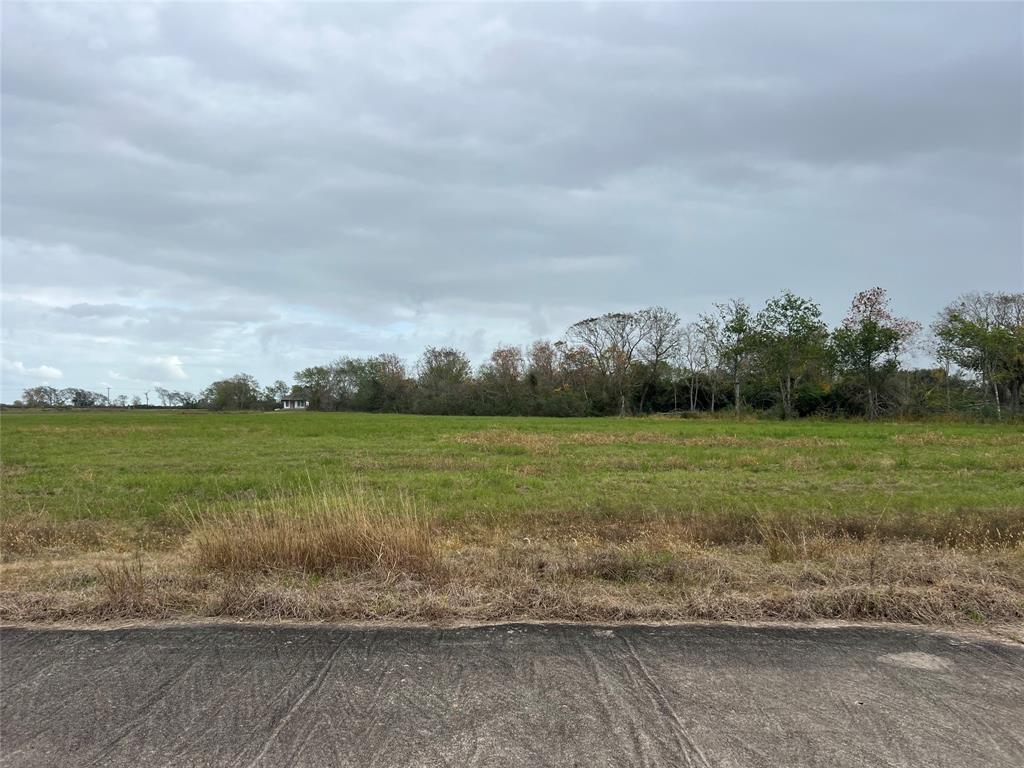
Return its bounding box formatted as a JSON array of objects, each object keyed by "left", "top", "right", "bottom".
[
  {"left": 67, "top": 290, "right": 1012, "bottom": 421},
  {"left": 567, "top": 311, "right": 653, "bottom": 416},
  {"left": 155, "top": 389, "right": 200, "bottom": 408},
  {"left": 417, "top": 347, "right": 471, "bottom": 387},
  {"left": 694, "top": 312, "right": 724, "bottom": 412},
  {"left": 933, "top": 292, "right": 1024, "bottom": 416},
  {"left": 178, "top": 391, "right": 201, "bottom": 408},
  {"left": 710, "top": 299, "right": 754, "bottom": 415},
  {"left": 361, "top": 354, "right": 411, "bottom": 412},
  {"left": 21, "top": 385, "right": 64, "bottom": 407},
  {"left": 263, "top": 380, "right": 290, "bottom": 407},
  {"left": 478, "top": 345, "right": 526, "bottom": 414},
  {"left": 296, "top": 359, "right": 369, "bottom": 411},
  {"left": 636, "top": 307, "right": 681, "bottom": 413},
  {"left": 416, "top": 347, "right": 471, "bottom": 413},
  {"left": 61, "top": 388, "right": 103, "bottom": 408},
  {"left": 202, "top": 373, "right": 262, "bottom": 411},
  {"left": 269, "top": 380, "right": 290, "bottom": 399},
  {"left": 556, "top": 341, "right": 598, "bottom": 414},
  {"left": 294, "top": 365, "right": 341, "bottom": 411},
  {"left": 677, "top": 322, "right": 707, "bottom": 412},
  {"left": 831, "top": 288, "right": 919, "bottom": 418},
  {"left": 754, "top": 291, "right": 829, "bottom": 418},
  {"left": 526, "top": 341, "right": 559, "bottom": 393}
]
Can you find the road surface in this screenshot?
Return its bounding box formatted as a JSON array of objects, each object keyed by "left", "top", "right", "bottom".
[{"left": 2, "top": 623, "right": 1022, "bottom": 767}]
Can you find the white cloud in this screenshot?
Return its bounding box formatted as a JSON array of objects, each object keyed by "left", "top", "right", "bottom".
[
  {"left": 36, "top": 365, "right": 63, "bottom": 380},
  {"left": 139, "top": 355, "right": 188, "bottom": 381},
  {"left": 2, "top": 360, "right": 64, "bottom": 380}
]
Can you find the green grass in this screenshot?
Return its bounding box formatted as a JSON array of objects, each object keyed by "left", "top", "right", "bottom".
[
  {"left": 3, "top": 411, "right": 1023, "bottom": 626},
  {"left": 2, "top": 410, "right": 1022, "bottom": 541}
]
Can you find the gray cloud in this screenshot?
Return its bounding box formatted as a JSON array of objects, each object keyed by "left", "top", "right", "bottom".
[{"left": 2, "top": 2, "right": 1021, "bottom": 400}]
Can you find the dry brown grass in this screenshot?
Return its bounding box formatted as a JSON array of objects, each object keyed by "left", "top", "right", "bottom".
[
  {"left": 95, "top": 555, "right": 153, "bottom": 616},
  {"left": 452, "top": 429, "right": 848, "bottom": 453},
  {"left": 187, "top": 489, "right": 437, "bottom": 577},
  {"left": 564, "top": 433, "right": 843, "bottom": 448},
  {"left": 0, "top": 514, "right": 179, "bottom": 561},
  {"left": 3, "top": 493, "right": 1022, "bottom": 628},
  {"left": 453, "top": 430, "right": 560, "bottom": 453},
  {"left": 2, "top": 515, "right": 106, "bottom": 558},
  {"left": 890, "top": 431, "right": 1024, "bottom": 446},
  {"left": 505, "top": 505, "right": 1024, "bottom": 549},
  {"left": 2, "top": 534, "right": 1021, "bottom": 626}
]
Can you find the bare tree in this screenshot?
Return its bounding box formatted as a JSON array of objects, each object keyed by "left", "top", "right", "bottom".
[
  {"left": 695, "top": 313, "right": 723, "bottom": 412},
  {"left": 636, "top": 307, "right": 681, "bottom": 413},
  {"left": 526, "top": 340, "right": 559, "bottom": 393},
  {"left": 678, "top": 322, "right": 706, "bottom": 412},
  {"left": 567, "top": 311, "right": 653, "bottom": 416}
]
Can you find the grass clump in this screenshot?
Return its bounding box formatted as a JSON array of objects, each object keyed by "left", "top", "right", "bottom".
[
  {"left": 188, "top": 489, "right": 436, "bottom": 577},
  {"left": 95, "top": 555, "right": 152, "bottom": 616}
]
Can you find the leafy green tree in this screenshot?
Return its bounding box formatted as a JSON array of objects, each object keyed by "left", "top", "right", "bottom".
[
  {"left": 354, "top": 354, "right": 411, "bottom": 412},
  {"left": 415, "top": 347, "right": 471, "bottom": 414},
  {"left": 61, "top": 388, "right": 104, "bottom": 408},
  {"left": 754, "top": 291, "right": 829, "bottom": 418},
  {"left": 264, "top": 380, "right": 290, "bottom": 406},
  {"left": 294, "top": 364, "right": 348, "bottom": 411},
  {"left": 710, "top": 299, "right": 754, "bottom": 415},
  {"left": 933, "top": 292, "right": 1024, "bottom": 416},
  {"left": 202, "top": 374, "right": 262, "bottom": 411}
]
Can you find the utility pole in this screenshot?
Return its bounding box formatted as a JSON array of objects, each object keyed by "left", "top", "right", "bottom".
[
  {"left": 106, "top": 387, "right": 111, "bottom": 406},
  {"left": 144, "top": 391, "right": 149, "bottom": 406}
]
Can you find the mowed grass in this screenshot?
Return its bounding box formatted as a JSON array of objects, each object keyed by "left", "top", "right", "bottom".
[
  {"left": 2, "top": 410, "right": 1022, "bottom": 537},
  {"left": 2, "top": 411, "right": 1023, "bottom": 626}
]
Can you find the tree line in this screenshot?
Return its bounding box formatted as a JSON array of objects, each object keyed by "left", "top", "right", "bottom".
[{"left": 17, "top": 289, "right": 1024, "bottom": 419}]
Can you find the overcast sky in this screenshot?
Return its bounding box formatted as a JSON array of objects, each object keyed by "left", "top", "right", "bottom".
[{"left": 2, "top": 2, "right": 1022, "bottom": 401}]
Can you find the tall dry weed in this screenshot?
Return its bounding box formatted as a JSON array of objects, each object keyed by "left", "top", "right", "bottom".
[
  {"left": 95, "top": 554, "right": 151, "bottom": 615},
  {"left": 188, "top": 489, "right": 436, "bottom": 577}
]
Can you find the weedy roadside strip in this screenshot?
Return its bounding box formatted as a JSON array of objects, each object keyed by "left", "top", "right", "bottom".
[{"left": 2, "top": 520, "right": 1022, "bottom": 626}]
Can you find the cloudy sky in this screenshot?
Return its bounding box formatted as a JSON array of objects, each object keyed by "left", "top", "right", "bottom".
[{"left": 2, "top": 2, "right": 1022, "bottom": 401}]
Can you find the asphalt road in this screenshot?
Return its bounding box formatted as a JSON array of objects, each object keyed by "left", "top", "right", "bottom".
[{"left": 2, "top": 623, "right": 1022, "bottom": 767}]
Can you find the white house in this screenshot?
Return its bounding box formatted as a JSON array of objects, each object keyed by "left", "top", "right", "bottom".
[{"left": 280, "top": 397, "right": 309, "bottom": 410}]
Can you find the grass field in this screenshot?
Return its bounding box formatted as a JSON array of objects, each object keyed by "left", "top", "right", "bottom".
[{"left": 2, "top": 411, "right": 1023, "bottom": 627}]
